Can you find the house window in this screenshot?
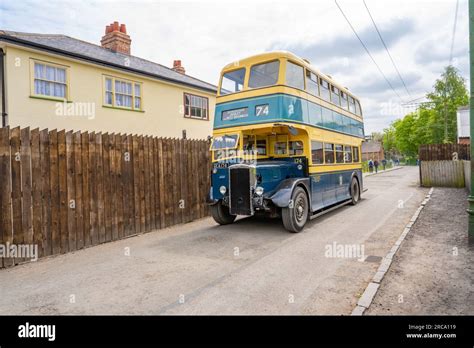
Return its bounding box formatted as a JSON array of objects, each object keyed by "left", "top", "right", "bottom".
[
  {"left": 103, "top": 76, "right": 142, "bottom": 111},
  {"left": 184, "top": 93, "right": 209, "bottom": 120},
  {"left": 33, "top": 61, "right": 68, "bottom": 99}
]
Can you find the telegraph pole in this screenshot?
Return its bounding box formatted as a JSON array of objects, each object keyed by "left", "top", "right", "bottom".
[{"left": 468, "top": 0, "right": 474, "bottom": 242}]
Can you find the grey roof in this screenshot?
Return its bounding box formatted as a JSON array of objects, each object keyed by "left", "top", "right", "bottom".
[
  {"left": 362, "top": 141, "right": 382, "bottom": 153},
  {"left": 0, "top": 30, "right": 217, "bottom": 93}
]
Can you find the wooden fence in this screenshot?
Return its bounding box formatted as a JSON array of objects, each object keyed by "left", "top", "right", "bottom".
[
  {"left": 419, "top": 143, "right": 470, "bottom": 161},
  {"left": 420, "top": 160, "right": 465, "bottom": 188},
  {"left": 0, "top": 126, "right": 211, "bottom": 268}
]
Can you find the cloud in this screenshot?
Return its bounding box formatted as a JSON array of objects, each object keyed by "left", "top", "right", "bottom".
[{"left": 270, "top": 17, "right": 416, "bottom": 63}]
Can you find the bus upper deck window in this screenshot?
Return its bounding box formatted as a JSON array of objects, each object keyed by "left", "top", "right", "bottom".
[
  {"left": 355, "top": 101, "right": 362, "bottom": 116},
  {"left": 306, "top": 70, "right": 319, "bottom": 96},
  {"left": 331, "top": 85, "right": 341, "bottom": 106},
  {"left": 341, "top": 91, "right": 349, "bottom": 109},
  {"left": 289, "top": 141, "right": 304, "bottom": 156},
  {"left": 286, "top": 61, "right": 305, "bottom": 90},
  {"left": 220, "top": 68, "right": 246, "bottom": 95},
  {"left": 248, "top": 60, "right": 280, "bottom": 88},
  {"left": 320, "top": 79, "right": 330, "bottom": 101},
  {"left": 349, "top": 96, "right": 356, "bottom": 113}
]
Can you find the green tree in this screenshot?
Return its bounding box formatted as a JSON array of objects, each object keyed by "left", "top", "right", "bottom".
[
  {"left": 381, "top": 65, "right": 468, "bottom": 158},
  {"left": 426, "top": 65, "right": 469, "bottom": 143}
]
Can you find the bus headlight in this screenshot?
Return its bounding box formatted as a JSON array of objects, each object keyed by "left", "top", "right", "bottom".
[
  {"left": 297, "top": 164, "right": 303, "bottom": 170},
  {"left": 219, "top": 186, "right": 227, "bottom": 195},
  {"left": 212, "top": 167, "right": 218, "bottom": 174},
  {"left": 255, "top": 186, "right": 264, "bottom": 196}
]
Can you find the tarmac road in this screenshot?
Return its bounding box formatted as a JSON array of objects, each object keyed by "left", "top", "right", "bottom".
[{"left": 0, "top": 166, "right": 428, "bottom": 314}]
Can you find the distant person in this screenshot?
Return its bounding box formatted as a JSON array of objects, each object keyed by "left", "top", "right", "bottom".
[
  {"left": 368, "top": 159, "right": 374, "bottom": 173},
  {"left": 416, "top": 159, "right": 420, "bottom": 166},
  {"left": 382, "top": 159, "right": 387, "bottom": 170},
  {"left": 374, "top": 160, "right": 379, "bottom": 173}
]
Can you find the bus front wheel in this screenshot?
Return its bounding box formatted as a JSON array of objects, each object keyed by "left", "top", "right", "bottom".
[
  {"left": 210, "top": 201, "right": 236, "bottom": 225},
  {"left": 350, "top": 177, "right": 360, "bottom": 205},
  {"left": 282, "top": 186, "right": 309, "bottom": 233}
]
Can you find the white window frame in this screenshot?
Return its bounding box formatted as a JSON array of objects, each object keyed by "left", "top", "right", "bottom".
[
  {"left": 30, "top": 59, "right": 70, "bottom": 101},
  {"left": 103, "top": 75, "right": 143, "bottom": 111}
]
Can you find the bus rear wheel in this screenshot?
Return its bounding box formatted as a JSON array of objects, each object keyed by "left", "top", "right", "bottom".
[
  {"left": 210, "top": 200, "right": 236, "bottom": 225},
  {"left": 350, "top": 177, "right": 360, "bottom": 205},
  {"left": 282, "top": 186, "right": 309, "bottom": 233}
]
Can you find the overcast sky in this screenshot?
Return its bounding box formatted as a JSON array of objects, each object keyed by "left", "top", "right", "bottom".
[{"left": 0, "top": 0, "right": 469, "bottom": 134}]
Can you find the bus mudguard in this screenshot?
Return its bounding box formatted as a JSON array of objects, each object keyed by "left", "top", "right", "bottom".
[{"left": 269, "top": 178, "right": 311, "bottom": 208}]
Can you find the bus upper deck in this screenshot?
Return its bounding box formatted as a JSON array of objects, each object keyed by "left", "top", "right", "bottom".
[{"left": 214, "top": 51, "right": 364, "bottom": 139}]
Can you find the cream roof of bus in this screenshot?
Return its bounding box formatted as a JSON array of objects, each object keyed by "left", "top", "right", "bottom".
[{"left": 221, "top": 51, "right": 360, "bottom": 103}]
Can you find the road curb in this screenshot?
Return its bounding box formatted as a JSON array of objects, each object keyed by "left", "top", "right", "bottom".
[
  {"left": 363, "top": 166, "right": 404, "bottom": 177},
  {"left": 351, "top": 187, "right": 434, "bottom": 316}
]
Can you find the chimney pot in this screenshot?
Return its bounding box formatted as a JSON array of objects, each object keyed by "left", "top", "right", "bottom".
[
  {"left": 101, "top": 21, "right": 131, "bottom": 55},
  {"left": 172, "top": 60, "right": 185, "bottom": 74}
]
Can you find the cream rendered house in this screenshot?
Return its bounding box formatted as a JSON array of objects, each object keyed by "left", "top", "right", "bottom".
[{"left": 0, "top": 22, "right": 217, "bottom": 139}]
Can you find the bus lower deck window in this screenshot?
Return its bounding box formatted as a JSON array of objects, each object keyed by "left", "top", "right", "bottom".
[
  {"left": 274, "top": 142, "right": 288, "bottom": 155},
  {"left": 289, "top": 141, "right": 304, "bottom": 156},
  {"left": 344, "top": 146, "right": 353, "bottom": 163},
  {"left": 325, "top": 143, "right": 335, "bottom": 163},
  {"left": 256, "top": 139, "right": 267, "bottom": 155},
  {"left": 335, "top": 144, "right": 344, "bottom": 163},
  {"left": 311, "top": 141, "right": 323, "bottom": 164}
]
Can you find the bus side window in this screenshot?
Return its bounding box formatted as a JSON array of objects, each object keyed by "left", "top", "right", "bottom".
[
  {"left": 243, "top": 135, "right": 256, "bottom": 152},
  {"left": 353, "top": 146, "right": 360, "bottom": 162},
  {"left": 355, "top": 100, "right": 362, "bottom": 116},
  {"left": 289, "top": 141, "right": 304, "bottom": 156},
  {"left": 324, "top": 143, "right": 335, "bottom": 164},
  {"left": 344, "top": 145, "right": 352, "bottom": 163},
  {"left": 335, "top": 144, "right": 344, "bottom": 163},
  {"left": 349, "top": 96, "right": 356, "bottom": 114},
  {"left": 341, "top": 91, "right": 349, "bottom": 110},
  {"left": 306, "top": 70, "right": 319, "bottom": 96},
  {"left": 274, "top": 142, "right": 287, "bottom": 155},
  {"left": 331, "top": 85, "right": 341, "bottom": 106},
  {"left": 311, "top": 141, "right": 323, "bottom": 164},
  {"left": 286, "top": 61, "right": 305, "bottom": 90},
  {"left": 256, "top": 138, "right": 267, "bottom": 155},
  {"left": 320, "top": 79, "right": 330, "bottom": 101}
]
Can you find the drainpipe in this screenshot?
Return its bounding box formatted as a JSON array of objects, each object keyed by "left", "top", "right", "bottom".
[
  {"left": 468, "top": 0, "right": 474, "bottom": 243},
  {"left": 0, "top": 48, "right": 6, "bottom": 127}
]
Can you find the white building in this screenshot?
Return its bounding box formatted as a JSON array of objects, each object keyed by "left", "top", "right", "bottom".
[{"left": 457, "top": 106, "right": 470, "bottom": 145}]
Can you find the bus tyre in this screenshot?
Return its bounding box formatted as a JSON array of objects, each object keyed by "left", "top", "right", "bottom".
[
  {"left": 350, "top": 177, "right": 360, "bottom": 205},
  {"left": 210, "top": 201, "right": 236, "bottom": 225},
  {"left": 282, "top": 186, "right": 309, "bottom": 233}
]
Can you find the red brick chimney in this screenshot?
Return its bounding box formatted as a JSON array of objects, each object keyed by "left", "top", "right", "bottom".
[
  {"left": 101, "top": 21, "right": 131, "bottom": 55},
  {"left": 172, "top": 60, "right": 185, "bottom": 74}
]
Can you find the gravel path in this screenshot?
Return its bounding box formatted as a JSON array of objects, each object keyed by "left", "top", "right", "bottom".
[{"left": 366, "top": 187, "right": 474, "bottom": 315}]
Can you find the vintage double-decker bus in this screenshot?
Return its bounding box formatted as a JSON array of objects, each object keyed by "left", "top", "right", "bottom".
[{"left": 207, "top": 51, "right": 365, "bottom": 232}]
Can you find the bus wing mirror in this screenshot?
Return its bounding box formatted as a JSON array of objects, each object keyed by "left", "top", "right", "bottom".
[{"left": 288, "top": 126, "right": 298, "bottom": 136}]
